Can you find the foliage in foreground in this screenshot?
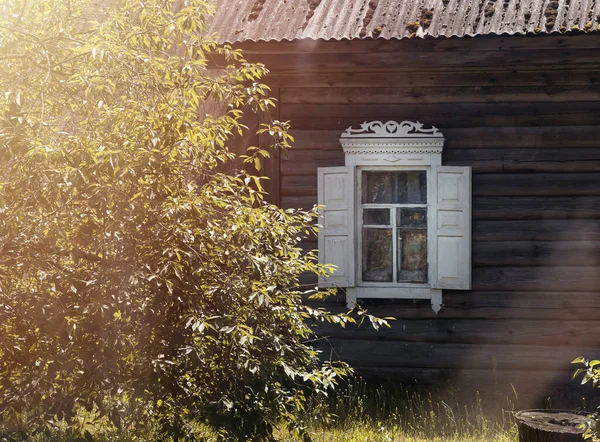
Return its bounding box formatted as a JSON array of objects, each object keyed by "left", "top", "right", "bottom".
[
  {"left": 573, "top": 357, "right": 600, "bottom": 441},
  {"left": 3, "top": 380, "right": 519, "bottom": 442},
  {"left": 0, "top": 1, "right": 384, "bottom": 440}
]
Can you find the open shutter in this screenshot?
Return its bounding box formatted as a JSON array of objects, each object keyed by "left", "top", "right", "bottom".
[
  {"left": 431, "top": 166, "right": 471, "bottom": 290},
  {"left": 317, "top": 167, "right": 355, "bottom": 287}
]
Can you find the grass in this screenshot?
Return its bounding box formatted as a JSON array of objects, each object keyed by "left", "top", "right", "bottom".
[
  {"left": 286, "top": 427, "right": 516, "bottom": 442},
  {"left": 283, "top": 377, "right": 519, "bottom": 441}
]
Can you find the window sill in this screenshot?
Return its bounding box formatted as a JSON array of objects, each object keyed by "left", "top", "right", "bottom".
[{"left": 347, "top": 287, "right": 442, "bottom": 313}]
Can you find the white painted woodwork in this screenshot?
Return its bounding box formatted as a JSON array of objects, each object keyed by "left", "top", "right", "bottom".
[
  {"left": 341, "top": 120, "right": 444, "bottom": 168},
  {"left": 341, "top": 120, "right": 443, "bottom": 138},
  {"left": 431, "top": 166, "right": 472, "bottom": 290},
  {"left": 352, "top": 287, "right": 434, "bottom": 299},
  {"left": 431, "top": 289, "right": 443, "bottom": 314},
  {"left": 315, "top": 121, "right": 472, "bottom": 312},
  {"left": 356, "top": 168, "right": 428, "bottom": 287},
  {"left": 346, "top": 289, "right": 357, "bottom": 309},
  {"left": 317, "top": 167, "right": 355, "bottom": 288}
]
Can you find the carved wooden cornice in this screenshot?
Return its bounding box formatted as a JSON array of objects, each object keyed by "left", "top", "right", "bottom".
[
  {"left": 341, "top": 120, "right": 443, "bottom": 138},
  {"left": 340, "top": 120, "right": 445, "bottom": 155}
]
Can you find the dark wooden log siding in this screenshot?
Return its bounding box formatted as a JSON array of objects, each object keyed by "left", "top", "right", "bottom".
[{"left": 239, "top": 34, "right": 600, "bottom": 401}]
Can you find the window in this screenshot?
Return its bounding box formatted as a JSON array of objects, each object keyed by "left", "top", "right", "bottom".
[
  {"left": 317, "top": 121, "right": 471, "bottom": 313},
  {"left": 360, "top": 170, "right": 428, "bottom": 284}
]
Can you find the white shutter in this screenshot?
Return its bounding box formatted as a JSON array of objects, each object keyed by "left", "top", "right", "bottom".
[
  {"left": 317, "top": 167, "right": 355, "bottom": 287},
  {"left": 431, "top": 166, "right": 471, "bottom": 290}
]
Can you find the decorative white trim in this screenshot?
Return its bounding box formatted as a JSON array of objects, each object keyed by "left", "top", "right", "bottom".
[
  {"left": 338, "top": 120, "right": 448, "bottom": 313},
  {"left": 346, "top": 290, "right": 357, "bottom": 309},
  {"left": 341, "top": 120, "right": 443, "bottom": 138},
  {"left": 316, "top": 121, "right": 468, "bottom": 313},
  {"left": 344, "top": 151, "right": 441, "bottom": 167},
  {"left": 342, "top": 146, "right": 443, "bottom": 154},
  {"left": 350, "top": 287, "right": 433, "bottom": 299},
  {"left": 431, "top": 289, "right": 442, "bottom": 314},
  {"left": 340, "top": 121, "right": 444, "bottom": 164},
  {"left": 345, "top": 287, "right": 443, "bottom": 314}
]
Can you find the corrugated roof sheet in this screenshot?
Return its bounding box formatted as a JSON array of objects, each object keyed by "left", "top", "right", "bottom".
[{"left": 208, "top": 0, "right": 600, "bottom": 43}]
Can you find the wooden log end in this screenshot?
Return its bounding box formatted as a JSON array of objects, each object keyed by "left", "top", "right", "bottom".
[{"left": 514, "top": 409, "right": 589, "bottom": 442}]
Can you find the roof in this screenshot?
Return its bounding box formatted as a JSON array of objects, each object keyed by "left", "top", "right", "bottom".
[{"left": 208, "top": 0, "right": 600, "bottom": 43}]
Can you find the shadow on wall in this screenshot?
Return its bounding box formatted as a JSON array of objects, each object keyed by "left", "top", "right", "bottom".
[{"left": 312, "top": 218, "right": 600, "bottom": 409}]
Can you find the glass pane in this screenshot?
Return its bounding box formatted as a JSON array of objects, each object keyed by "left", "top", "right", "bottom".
[
  {"left": 395, "top": 172, "right": 408, "bottom": 202},
  {"left": 397, "top": 230, "right": 427, "bottom": 283},
  {"left": 398, "top": 208, "right": 427, "bottom": 229},
  {"left": 362, "top": 171, "right": 395, "bottom": 203},
  {"left": 362, "top": 228, "right": 393, "bottom": 282},
  {"left": 364, "top": 209, "right": 390, "bottom": 226},
  {"left": 362, "top": 171, "right": 427, "bottom": 204},
  {"left": 410, "top": 171, "right": 427, "bottom": 204},
  {"left": 401, "top": 171, "right": 427, "bottom": 204}
]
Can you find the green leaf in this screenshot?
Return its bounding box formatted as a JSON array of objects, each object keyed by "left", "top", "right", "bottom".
[{"left": 0, "top": 1, "right": 375, "bottom": 439}]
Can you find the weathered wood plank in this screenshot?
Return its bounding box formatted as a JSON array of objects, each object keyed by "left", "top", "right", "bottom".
[
  {"left": 287, "top": 130, "right": 341, "bottom": 150},
  {"left": 281, "top": 175, "right": 317, "bottom": 197},
  {"left": 317, "top": 340, "right": 600, "bottom": 370},
  {"left": 444, "top": 148, "right": 600, "bottom": 173},
  {"left": 238, "top": 34, "right": 600, "bottom": 55},
  {"left": 281, "top": 195, "right": 316, "bottom": 209},
  {"left": 473, "top": 219, "right": 600, "bottom": 242},
  {"left": 444, "top": 127, "right": 600, "bottom": 149},
  {"left": 471, "top": 267, "right": 599, "bottom": 291},
  {"left": 313, "top": 318, "right": 600, "bottom": 346},
  {"left": 281, "top": 147, "right": 600, "bottom": 174},
  {"left": 473, "top": 173, "right": 600, "bottom": 196},
  {"left": 288, "top": 128, "right": 600, "bottom": 150},
  {"left": 282, "top": 102, "right": 600, "bottom": 129},
  {"left": 282, "top": 174, "right": 600, "bottom": 197},
  {"left": 312, "top": 291, "right": 600, "bottom": 320},
  {"left": 280, "top": 149, "right": 345, "bottom": 177},
  {"left": 249, "top": 50, "right": 600, "bottom": 71},
  {"left": 473, "top": 241, "right": 600, "bottom": 267},
  {"left": 285, "top": 114, "right": 600, "bottom": 131},
  {"left": 280, "top": 86, "right": 600, "bottom": 105},
  {"left": 283, "top": 102, "right": 600, "bottom": 122},
  {"left": 347, "top": 367, "right": 593, "bottom": 407},
  {"left": 272, "top": 70, "right": 600, "bottom": 88},
  {"left": 473, "top": 196, "right": 600, "bottom": 220},
  {"left": 351, "top": 366, "right": 571, "bottom": 390}
]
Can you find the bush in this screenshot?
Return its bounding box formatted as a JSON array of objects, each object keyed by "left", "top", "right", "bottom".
[
  {"left": 572, "top": 357, "right": 600, "bottom": 441},
  {"left": 0, "top": 1, "right": 384, "bottom": 439}
]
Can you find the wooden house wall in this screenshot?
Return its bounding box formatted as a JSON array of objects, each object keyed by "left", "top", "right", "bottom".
[{"left": 240, "top": 34, "right": 600, "bottom": 403}]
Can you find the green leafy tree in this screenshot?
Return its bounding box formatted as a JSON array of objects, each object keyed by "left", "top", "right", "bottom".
[
  {"left": 0, "top": 0, "right": 385, "bottom": 440},
  {"left": 572, "top": 357, "right": 600, "bottom": 441}
]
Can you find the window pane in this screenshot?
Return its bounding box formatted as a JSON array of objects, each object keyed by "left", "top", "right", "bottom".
[
  {"left": 362, "top": 228, "right": 393, "bottom": 282},
  {"left": 364, "top": 209, "right": 390, "bottom": 226},
  {"left": 397, "top": 230, "right": 427, "bottom": 283},
  {"left": 362, "top": 171, "right": 395, "bottom": 203},
  {"left": 413, "top": 171, "right": 428, "bottom": 204},
  {"left": 362, "top": 171, "right": 427, "bottom": 204},
  {"left": 402, "top": 171, "right": 427, "bottom": 204},
  {"left": 398, "top": 208, "right": 427, "bottom": 229}
]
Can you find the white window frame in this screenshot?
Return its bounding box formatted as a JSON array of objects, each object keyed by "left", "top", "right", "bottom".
[
  {"left": 318, "top": 121, "right": 471, "bottom": 314},
  {"left": 356, "top": 166, "right": 431, "bottom": 288}
]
